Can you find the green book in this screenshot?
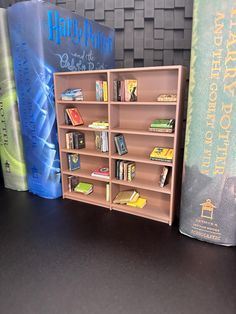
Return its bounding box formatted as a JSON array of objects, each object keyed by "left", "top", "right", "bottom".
[
  {"left": 150, "top": 119, "right": 175, "bottom": 128},
  {"left": 180, "top": 0, "right": 236, "bottom": 246},
  {"left": 74, "top": 182, "right": 93, "bottom": 195}
]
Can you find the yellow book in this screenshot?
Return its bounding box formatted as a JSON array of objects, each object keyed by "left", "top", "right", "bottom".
[
  {"left": 113, "top": 190, "right": 139, "bottom": 204},
  {"left": 127, "top": 197, "right": 147, "bottom": 208},
  {"left": 150, "top": 147, "right": 173, "bottom": 162},
  {"left": 103, "top": 81, "right": 108, "bottom": 101}
]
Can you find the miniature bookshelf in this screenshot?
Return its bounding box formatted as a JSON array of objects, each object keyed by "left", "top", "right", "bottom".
[{"left": 54, "top": 66, "right": 186, "bottom": 225}]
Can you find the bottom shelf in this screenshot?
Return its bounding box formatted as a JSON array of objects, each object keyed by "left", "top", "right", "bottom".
[
  {"left": 64, "top": 191, "right": 110, "bottom": 209},
  {"left": 111, "top": 203, "right": 169, "bottom": 224}
]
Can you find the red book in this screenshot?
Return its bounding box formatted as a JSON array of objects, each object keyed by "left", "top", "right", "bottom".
[
  {"left": 66, "top": 108, "right": 84, "bottom": 126},
  {"left": 91, "top": 167, "right": 109, "bottom": 178}
]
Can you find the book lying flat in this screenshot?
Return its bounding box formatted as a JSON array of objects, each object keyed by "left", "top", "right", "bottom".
[
  {"left": 113, "top": 190, "right": 139, "bottom": 204},
  {"left": 74, "top": 182, "right": 93, "bottom": 195},
  {"left": 150, "top": 147, "right": 173, "bottom": 162},
  {"left": 91, "top": 167, "right": 110, "bottom": 178},
  {"left": 127, "top": 197, "right": 147, "bottom": 208},
  {"left": 150, "top": 119, "right": 175, "bottom": 129}
]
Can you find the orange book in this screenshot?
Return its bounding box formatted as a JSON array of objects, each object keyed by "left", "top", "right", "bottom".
[{"left": 66, "top": 108, "right": 84, "bottom": 126}]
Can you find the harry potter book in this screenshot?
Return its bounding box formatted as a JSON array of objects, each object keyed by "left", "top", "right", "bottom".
[{"left": 180, "top": 0, "right": 236, "bottom": 246}]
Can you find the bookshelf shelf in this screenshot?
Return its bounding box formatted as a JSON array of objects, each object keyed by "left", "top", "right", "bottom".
[
  {"left": 57, "top": 100, "right": 108, "bottom": 105},
  {"left": 61, "top": 148, "right": 109, "bottom": 158},
  {"left": 59, "top": 125, "right": 109, "bottom": 132},
  {"left": 111, "top": 178, "right": 171, "bottom": 194},
  {"left": 111, "top": 153, "right": 173, "bottom": 167},
  {"left": 110, "top": 128, "right": 175, "bottom": 137},
  {"left": 54, "top": 66, "right": 186, "bottom": 225},
  {"left": 63, "top": 169, "right": 110, "bottom": 183},
  {"left": 64, "top": 191, "right": 110, "bottom": 209}
]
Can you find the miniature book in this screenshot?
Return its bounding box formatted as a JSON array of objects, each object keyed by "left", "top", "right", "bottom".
[
  {"left": 113, "top": 190, "right": 139, "bottom": 204},
  {"left": 66, "top": 108, "right": 84, "bottom": 126},
  {"left": 67, "top": 153, "right": 80, "bottom": 171},
  {"left": 150, "top": 147, "right": 173, "bottom": 162},
  {"left": 159, "top": 166, "right": 169, "bottom": 187},
  {"left": 114, "top": 134, "right": 128, "bottom": 155},
  {"left": 124, "top": 79, "right": 137, "bottom": 101},
  {"left": 74, "top": 182, "right": 93, "bottom": 195}
]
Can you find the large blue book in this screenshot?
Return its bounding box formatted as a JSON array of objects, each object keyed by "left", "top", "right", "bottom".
[
  {"left": 7, "top": 1, "right": 114, "bottom": 199},
  {"left": 180, "top": 0, "right": 236, "bottom": 246}
]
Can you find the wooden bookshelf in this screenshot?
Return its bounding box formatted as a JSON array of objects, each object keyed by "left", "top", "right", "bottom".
[{"left": 54, "top": 66, "right": 186, "bottom": 225}]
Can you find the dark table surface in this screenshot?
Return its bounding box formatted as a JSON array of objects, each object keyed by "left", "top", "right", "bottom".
[{"left": 0, "top": 188, "right": 235, "bottom": 314}]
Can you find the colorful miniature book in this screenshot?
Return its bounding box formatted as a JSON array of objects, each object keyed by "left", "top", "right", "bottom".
[
  {"left": 91, "top": 167, "right": 110, "bottom": 178},
  {"left": 66, "top": 108, "right": 84, "bottom": 126},
  {"left": 150, "top": 119, "right": 175, "bottom": 129},
  {"left": 150, "top": 147, "right": 173, "bottom": 163},
  {"left": 114, "top": 134, "right": 128, "bottom": 155},
  {"left": 156, "top": 94, "right": 177, "bottom": 102},
  {"left": 103, "top": 81, "right": 108, "bottom": 101},
  {"left": 74, "top": 182, "right": 93, "bottom": 195},
  {"left": 96, "top": 80, "right": 103, "bottom": 101},
  {"left": 61, "top": 88, "right": 83, "bottom": 101},
  {"left": 124, "top": 79, "right": 137, "bottom": 101},
  {"left": 159, "top": 166, "right": 169, "bottom": 188},
  {"left": 106, "top": 183, "right": 110, "bottom": 202},
  {"left": 127, "top": 197, "right": 147, "bottom": 208},
  {"left": 67, "top": 153, "right": 80, "bottom": 171},
  {"left": 65, "top": 132, "right": 74, "bottom": 149},
  {"left": 73, "top": 132, "right": 85, "bottom": 149},
  {"left": 113, "top": 190, "right": 139, "bottom": 204}
]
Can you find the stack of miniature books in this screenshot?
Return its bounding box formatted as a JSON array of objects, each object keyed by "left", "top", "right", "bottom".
[
  {"left": 94, "top": 131, "right": 109, "bottom": 152},
  {"left": 115, "top": 160, "right": 136, "bottom": 181},
  {"left": 150, "top": 147, "right": 173, "bottom": 163},
  {"left": 113, "top": 190, "right": 146, "bottom": 209},
  {"left": 61, "top": 88, "right": 84, "bottom": 101},
  {"left": 156, "top": 93, "right": 177, "bottom": 102},
  {"left": 74, "top": 182, "right": 93, "bottom": 195},
  {"left": 65, "top": 131, "right": 85, "bottom": 150},
  {"left": 149, "top": 119, "right": 175, "bottom": 133}
]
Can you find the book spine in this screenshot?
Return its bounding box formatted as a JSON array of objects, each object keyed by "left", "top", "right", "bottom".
[
  {"left": 106, "top": 183, "right": 110, "bottom": 202},
  {"left": 113, "top": 80, "right": 117, "bottom": 101},
  {"left": 103, "top": 81, "right": 108, "bottom": 101}
]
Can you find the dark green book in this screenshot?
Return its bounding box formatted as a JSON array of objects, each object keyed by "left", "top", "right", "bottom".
[{"left": 180, "top": 0, "right": 236, "bottom": 246}]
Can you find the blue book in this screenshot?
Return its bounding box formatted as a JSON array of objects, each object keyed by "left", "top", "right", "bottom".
[{"left": 68, "top": 154, "right": 80, "bottom": 171}]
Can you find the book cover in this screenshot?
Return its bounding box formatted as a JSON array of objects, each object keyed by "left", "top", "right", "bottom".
[
  {"left": 124, "top": 80, "right": 138, "bottom": 102},
  {"left": 180, "top": 0, "right": 236, "bottom": 246},
  {"left": 7, "top": 1, "right": 114, "bottom": 198},
  {"left": 127, "top": 197, "right": 147, "bottom": 208},
  {"left": 61, "top": 88, "right": 83, "bottom": 100},
  {"left": 103, "top": 81, "right": 108, "bottom": 102},
  {"left": 64, "top": 110, "right": 72, "bottom": 125},
  {"left": 65, "top": 132, "right": 74, "bottom": 149},
  {"left": 67, "top": 153, "right": 80, "bottom": 171},
  {"left": 74, "top": 182, "right": 93, "bottom": 194},
  {"left": 113, "top": 80, "right": 118, "bottom": 101},
  {"left": 96, "top": 80, "right": 103, "bottom": 101},
  {"left": 114, "top": 134, "right": 128, "bottom": 156},
  {"left": 160, "top": 166, "right": 169, "bottom": 188},
  {"left": 0, "top": 9, "right": 27, "bottom": 191},
  {"left": 150, "top": 119, "right": 175, "bottom": 129},
  {"left": 68, "top": 175, "right": 79, "bottom": 192},
  {"left": 91, "top": 167, "right": 109, "bottom": 178},
  {"left": 127, "top": 162, "right": 136, "bottom": 181},
  {"left": 66, "top": 108, "right": 84, "bottom": 126},
  {"left": 150, "top": 147, "right": 173, "bottom": 162},
  {"left": 73, "top": 132, "right": 85, "bottom": 149}
]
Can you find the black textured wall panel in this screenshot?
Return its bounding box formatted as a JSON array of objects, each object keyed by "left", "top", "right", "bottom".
[{"left": 1, "top": 0, "right": 193, "bottom": 74}]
